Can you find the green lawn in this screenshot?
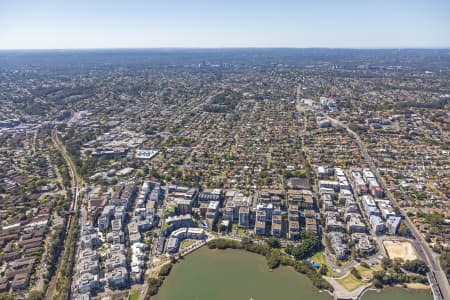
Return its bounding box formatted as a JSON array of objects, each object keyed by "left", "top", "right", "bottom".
[
  {"left": 180, "top": 239, "right": 197, "bottom": 250},
  {"left": 336, "top": 273, "right": 366, "bottom": 291},
  {"left": 336, "top": 259, "right": 352, "bottom": 267},
  {"left": 355, "top": 265, "right": 373, "bottom": 279},
  {"left": 97, "top": 244, "right": 109, "bottom": 254},
  {"left": 129, "top": 289, "right": 140, "bottom": 300},
  {"left": 161, "top": 220, "right": 169, "bottom": 231},
  {"left": 355, "top": 263, "right": 383, "bottom": 280},
  {"left": 164, "top": 205, "right": 176, "bottom": 216}
]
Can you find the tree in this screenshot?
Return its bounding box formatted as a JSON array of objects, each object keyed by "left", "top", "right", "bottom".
[
  {"left": 0, "top": 294, "right": 14, "bottom": 300},
  {"left": 158, "top": 263, "right": 173, "bottom": 276},
  {"left": 266, "top": 237, "right": 281, "bottom": 249},
  {"left": 320, "top": 264, "right": 329, "bottom": 275},
  {"left": 292, "top": 244, "right": 308, "bottom": 260},
  {"left": 373, "top": 270, "right": 386, "bottom": 281},
  {"left": 381, "top": 257, "right": 392, "bottom": 270},
  {"left": 266, "top": 250, "right": 282, "bottom": 269},
  {"left": 285, "top": 244, "right": 293, "bottom": 255},
  {"left": 350, "top": 267, "right": 362, "bottom": 279},
  {"left": 373, "top": 278, "right": 383, "bottom": 288},
  {"left": 147, "top": 278, "right": 163, "bottom": 296},
  {"left": 292, "top": 231, "right": 322, "bottom": 260},
  {"left": 360, "top": 261, "right": 370, "bottom": 269},
  {"left": 26, "top": 290, "right": 45, "bottom": 300},
  {"left": 397, "top": 221, "right": 411, "bottom": 237},
  {"left": 402, "top": 259, "right": 429, "bottom": 275},
  {"left": 440, "top": 251, "right": 450, "bottom": 278}
]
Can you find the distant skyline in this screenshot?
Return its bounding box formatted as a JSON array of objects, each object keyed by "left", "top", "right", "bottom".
[{"left": 0, "top": 0, "right": 450, "bottom": 50}]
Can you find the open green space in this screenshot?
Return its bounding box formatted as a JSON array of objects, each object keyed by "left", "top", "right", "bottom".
[
  {"left": 128, "top": 289, "right": 140, "bottom": 300},
  {"left": 336, "top": 273, "right": 366, "bottom": 291}
]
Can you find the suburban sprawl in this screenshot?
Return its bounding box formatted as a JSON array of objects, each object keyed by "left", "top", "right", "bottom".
[{"left": 0, "top": 49, "right": 449, "bottom": 300}]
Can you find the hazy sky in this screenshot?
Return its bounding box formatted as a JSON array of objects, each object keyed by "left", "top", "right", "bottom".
[{"left": 0, "top": 0, "right": 449, "bottom": 49}]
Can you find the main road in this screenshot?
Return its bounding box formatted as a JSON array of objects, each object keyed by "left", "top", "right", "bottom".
[{"left": 322, "top": 112, "right": 449, "bottom": 300}]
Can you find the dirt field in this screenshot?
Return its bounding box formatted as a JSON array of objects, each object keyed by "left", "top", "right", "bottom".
[{"left": 383, "top": 240, "right": 418, "bottom": 261}]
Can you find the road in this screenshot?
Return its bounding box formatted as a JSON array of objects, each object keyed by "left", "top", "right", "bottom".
[
  {"left": 45, "top": 126, "right": 82, "bottom": 300},
  {"left": 322, "top": 113, "right": 449, "bottom": 300}
]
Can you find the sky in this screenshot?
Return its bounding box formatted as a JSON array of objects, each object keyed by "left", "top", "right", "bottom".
[{"left": 0, "top": 0, "right": 449, "bottom": 49}]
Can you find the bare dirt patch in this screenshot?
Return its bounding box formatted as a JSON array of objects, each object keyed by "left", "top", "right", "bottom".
[{"left": 383, "top": 240, "right": 418, "bottom": 261}]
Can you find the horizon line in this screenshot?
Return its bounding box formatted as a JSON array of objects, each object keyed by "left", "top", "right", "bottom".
[{"left": 1, "top": 46, "right": 450, "bottom": 51}]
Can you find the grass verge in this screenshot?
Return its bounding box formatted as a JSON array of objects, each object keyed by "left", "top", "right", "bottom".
[{"left": 129, "top": 289, "right": 140, "bottom": 300}]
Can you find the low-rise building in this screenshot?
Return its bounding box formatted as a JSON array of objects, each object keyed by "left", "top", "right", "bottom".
[
  {"left": 305, "top": 217, "right": 317, "bottom": 233},
  {"left": 351, "top": 233, "right": 375, "bottom": 255},
  {"left": 323, "top": 199, "right": 336, "bottom": 212},
  {"left": 362, "top": 195, "right": 380, "bottom": 217},
  {"left": 319, "top": 180, "right": 340, "bottom": 192},
  {"left": 106, "top": 230, "right": 125, "bottom": 244},
  {"left": 80, "top": 234, "right": 101, "bottom": 250},
  {"left": 328, "top": 232, "right": 349, "bottom": 260},
  {"left": 111, "top": 219, "right": 122, "bottom": 232},
  {"left": 326, "top": 212, "right": 344, "bottom": 232},
  {"left": 106, "top": 267, "right": 129, "bottom": 288},
  {"left": 78, "top": 258, "right": 99, "bottom": 276},
  {"left": 76, "top": 273, "right": 101, "bottom": 294},
  {"left": 105, "top": 253, "right": 127, "bottom": 271},
  {"left": 347, "top": 214, "right": 366, "bottom": 233},
  {"left": 98, "top": 214, "right": 110, "bottom": 232},
  {"left": 166, "top": 214, "right": 194, "bottom": 231},
  {"left": 107, "top": 244, "right": 126, "bottom": 257},
  {"left": 166, "top": 237, "right": 180, "bottom": 253}
]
